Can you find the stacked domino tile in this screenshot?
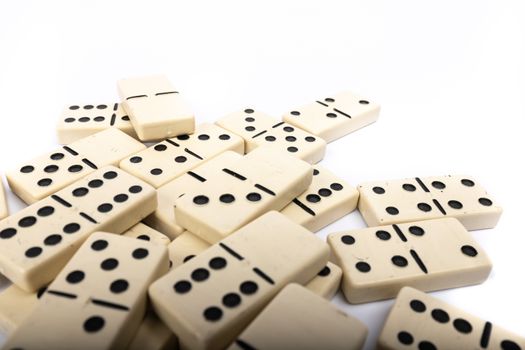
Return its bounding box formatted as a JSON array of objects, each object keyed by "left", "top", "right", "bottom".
[{"left": 0, "top": 75, "right": 522, "bottom": 350}]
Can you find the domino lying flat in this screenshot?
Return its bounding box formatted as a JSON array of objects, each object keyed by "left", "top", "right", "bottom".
[
  {"left": 0, "top": 166, "right": 157, "bottom": 292},
  {"left": 281, "top": 165, "right": 359, "bottom": 232},
  {"left": 120, "top": 123, "right": 243, "bottom": 188},
  {"left": 328, "top": 218, "right": 492, "bottom": 304},
  {"left": 228, "top": 284, "right": 367, "bottom": 350},
  {"left": 123, "top": 222, "right": 170, "bottom": 246},
  {"left": 358, "top": 175, "right": 502, "bottom": 230},
  {"left": 282, "top": 90, "right": 380, "bottom": 143},
  {"left": 118, "top": 75, "right": 194, "bottom": 141},
  {"left": 175, "top": 147, "right": 313, "bottom": 243},
  {"left": 149, "top": 211, "right": 329, "bottom": 350},
  {"left": 127, "top": 311, "right": 177, "bottom": 350},
  {"left": 4, "top": 232, "right": 169, "bottom": 350},
  {"left": 6, "top": 128, "right": 145, "bottom": 204},
  {"left": 0, "top": 178, "right": 8, "bottom": 219},
  {"left": 305, "top": 262, "right": 342, "bottom": 300},
  {"left": 56, "top": 102, "right": 137, "bottom": 144},
  {"left": 378, "top": 287, "right": 525, "bottom": 350},
  {"left": 216, "top": 108, "right": 326, "bottom": 164}
]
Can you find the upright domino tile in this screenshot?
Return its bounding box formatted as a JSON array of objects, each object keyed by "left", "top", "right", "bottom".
[
  {"left": 149, "top": 211, "right": 329, "bottom": 350},
  {"left": 305, "top": 262, "right": 342, "bottom": 300},
  {"left": 216, "top": 108, "right": 326, "bottom": 164},
  {"left": 127, "top": 311, "right": 177, "bottom": 350},
  {"left": 280, "top": 165, "right": 359, "bottom": 232},
  {"left": 123, "top": 222, "right": 170, "bottom": 246},
  {"left": 145, "top": 151, "right": 243, "bottom": 239},
  {"left": 0, "top": 285, "right": 46, "bottom": 334},
  {"left": 327, "top": 218, "right": 492, "bottom": 303},
  {"left": 377, "top": 287, "right": 525, "bottom": 350},
  {"left": 168, "top": 231, "right": 212, "bottom": 269},
  {"left": 118, "top": 75, "right": 195, "bottom": 141},
  {"left": 6, "top": 128, "right": 145, "bottom": 204},
  {"left": 4, "top": 232, "right": 169, "bottom": 350},
  {"left": 175, "top": 147, "right": 313, "bottom": 243},
  {"left": 0, "top": 166, "right": 157, "bottom": 292},
  {"left": 282, "top": 91, "right": 380, "bottom": 143},
  {"left": 0, "top": 178, "right": 8, "bottom": 219},
  {"left": 227, "top": 284, "right": 367, "bottom": 350},
  {"left": 120, "top": 123, "right": 243, "bottom": 188},
  {"left": 56, "top": 102, "right": 137, "bottom": 144},
  {"left": 358, "top": 175, "right": 502, "bottom": 230}
]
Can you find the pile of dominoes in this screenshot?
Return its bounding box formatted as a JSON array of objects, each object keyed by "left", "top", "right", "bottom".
[{"left": 0, "top": 75, "right": 522, "bottom": 350}]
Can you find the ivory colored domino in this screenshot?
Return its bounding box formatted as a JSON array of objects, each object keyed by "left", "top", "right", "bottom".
[
  {"left": 175, "top": 147, "right": 313, "bottom": 244},
  {"left": 0, "top": 285, "right": 46, "bottom": 334},
  {"left": 328, "top": 218, "right": 492, "bottom": 304},
  {"left": 118, "top": 75, "right": 195, "bottom": 141},
  {"left": 4, "top": 233, "right": 169, "bottom": 350},
  {"left": 127, "top": 311, "right": 177, "bottom": 350},
  {"left": 145, "top": 151, "right": 243, "bottom": 239},
  {"left": 282, "top": 90, "right": 380, "bottom": 143},
  {"left": 378, "top": 287, "right": 525, "bottom": 350},
  {"left": 0, "top": 166, "right": 157, "bottom": 292},
  {"left": 149, "top": 211, "right": 329, "bottom": 350},
  {"left": 0, "top": 178, "right": 8, "bottom": 219},
  {"left": 228, "top": 284, "right": 367, "bottom": 350},
  {"left": 123, "top": 222, "right": 170, "bottom": 246},
  {"left": 216, "top": 108, "right": 326, "bottom": 164},
  {"left": 120, "top": 123, "right": 243, "bottom": 188},
  {"left": 358, "top": 175, "right": 502, "bottom": 230},
  {"left": 281, "top": 165, "right": 359, "bottom": 232},
  {"left": 57, "top": 102, "right": 137, "bottom": 144},
  {"left": 305, "top": 262, "right": 342, "bottom": 300},
  {"left": 168, "top": 231, "right": 211, "bottom": 269},
  {"left": 6, "top": 128, "right": 145, "bottom": 204}
]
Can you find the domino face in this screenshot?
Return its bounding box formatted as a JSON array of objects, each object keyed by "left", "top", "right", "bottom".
[
  {"left": 328, "top": 218, "right": 492, "bottom": 304},
  {"left": 149, "top": 211, "right": 329, "bottom": 350},
  {"left": 0, "top": 285, "right": 46, "bottom": 334},
  {"left": 282, "top": 90, "right": 380, "bottom": 143},
  {"left": 4, "top": 232, "right": 169, "bottom": 350},
  {"left": 168, "top": 231, "right": 211, "bottom": 269},
  {"left": 216, "top": 108, "right": 327, "bottom": 164},
  {"left": 56, "top": 102, "right": 137, "bottom": 144},
  {"left": 305, "top": 261, "right": 342, "bottom": 300},
  {"left": 228, "top": 284, "right": 367, "bottom": 350},
  {"left": 120, "top": 123, "right": 244, "bottom": 188},
  {"left": 118, "top": 75, "right": 195, "bottom": 141},
  {"left": 358, "top": 175, "right": 502, "bottom": 230},
  {"left": 280, "top": 165, "right": 359, "bottom": 232},
  {"left": 378, "top": 287, "right": 525, "bottom": 350},
  {"left": 127, "top": 311, "right": 178, "bottom": 350},
  {"left": 123, "top": 222, "right": 170, "bottom": 246},
  {"left": 175, "top": 147, "right": 313, "bottom": 243},
  {"left": 0, "top": 166, "right": 157, "bottom": 292},
  {"left": 0, "top": 178, "right": 8, "bottom": 219},
  {"left": 6, "top": 128, "right": 145, "bottom": 204}
]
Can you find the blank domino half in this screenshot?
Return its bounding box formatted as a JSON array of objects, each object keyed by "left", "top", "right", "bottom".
[
  {"left": 123, "top": 222, "right": 170, "bottom": 246},
  {"left": 282, "top": 90, "right": 380, "bottom": 143},
  {"left": 280, "top": 165, "right": 359, "bottom": 232},
  {"left": 0, "top": 178, "right": 8, "bottom": 219},
  {"left": 6, "top": 128, "right": 145, "bottom": 204},
  {"left": 4, "top": 232, "right": 169, "bottom": 350},
  {"left": 118, "top": 75, "right": 195, "bottom": 141},
  {"left": 119, "top": 123, "right": 243, "bottom": 188},
  {"left": 358, "top": 175, "right": 502, "bottom": 230},
  {"left": 328, "top": 218, "right": 492, "bottom": 303},
  {"left": 378, "top": 287, "right": 525, "bottom": 350},
  {"left": 0, "top": 166, "right": 157, "bottom": 292},
  {"left": 228, "top": 284, "right": 367, "bottom": 350},
  {"left": 56, "top": 102, "right": 137, "bottom": 144},
  {"left": 175, "top": 147, "right": 313, "bottom": 244},
  {"left": 216, "top": 108, "right": 327, "bottom": 164},
  {"left": 149, "top": 211, "right": 329, "bottom": 350}
]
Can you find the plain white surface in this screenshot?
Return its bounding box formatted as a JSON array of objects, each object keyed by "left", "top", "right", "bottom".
[{"left": 1, "top": 0, "right": 524, "bottom": 348}]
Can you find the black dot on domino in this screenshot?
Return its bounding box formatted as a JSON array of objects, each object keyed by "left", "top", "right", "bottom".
[
  {"left": 355, "top": 262, "right": 371, "bottom": 273},
  {"left": 110, "top": 279, "right": 129, "bottom": 293},
  {"left": 391, "top": 255, "right": 408, "bottom": 267},
  {"left": 240, "top": 281, "right": 258, "bottom": 295},
  {"left": 174, "top": 280, "right": 192, "bottom": 294},
  {"left": 66, "top": 270, "right": 85, "bottom": 284},
  {"left": 132, "top": 248, "right": 149, "bottom": 259},
  {"left": 203, "top": 307, "right": 223, "bottom": 321},
  {"left": 222, "top": 293, "right": 241, "bottom": 308},
  {"left": 191, "top": 268, "right": 209, "bottom": 282},
  {"left": 431, "top": 308, "right": 450, "bottom": 323},
  {"left": 318, "top": 266, "right": 331, "bottom": 276},
  {"left": 91, "top": 239, "right": 108, "bottom": 251},
  {"left": 397, "top": 331, "right": 414, "bottom": 345},
  {"left": 461, "top": 245, "right": 478, "bottom": 257},
  {"left": 376, "top": 230, "right": 391, "bottom": 240},
  {"left": 410, "top": 299, "right": 426, "bottom": 312},
  {"left": 101, "top": 258, "right": 119, "bottom": 271},
  {"left": 341, "top": 235, "right": 355, "bottom": 245},
  {"left": 84, "top": 316, "right": 105, "bottom": 333}
]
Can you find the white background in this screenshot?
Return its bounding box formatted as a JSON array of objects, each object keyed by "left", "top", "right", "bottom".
[{"left": 1, "top": 0, "right": 524, "bottom": 348}]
